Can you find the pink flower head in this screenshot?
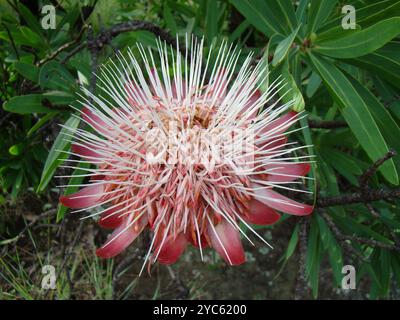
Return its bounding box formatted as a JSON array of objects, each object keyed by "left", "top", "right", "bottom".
[{"left": 59, "top": 37, "right": 313, "bottom": 272}]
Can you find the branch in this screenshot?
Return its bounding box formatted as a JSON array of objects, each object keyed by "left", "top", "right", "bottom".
[
  {"left": 59, "top": 20, "right": 176, "bottom": 64},
  {"left": 316, "top": 150, "right": 400, "bottom": 207},
  {"left": 320, "top": 211, "right": 369, "bottom": 262},
  {"left": 37, "top": 25, "right": 88, "bottom": 66},
  {"left": 321, "top": 211, "right": 400, "bottom": 254},
  {"left": 358, "top": 149, "right": 397, "bottom": 190},
  {"left": 316, "top": 187, "right": 400, "bottom": 207}
]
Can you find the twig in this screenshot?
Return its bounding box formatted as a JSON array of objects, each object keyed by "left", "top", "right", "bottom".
[
  {"left": 60, "top": 42, "right": 87, "bottom": 64},
  {"left": 37, "top": 25, "right": 88, "bottom": 66},
  {"left": 0, "top": 209, "right": 56, "bottom": 245},
  {"left": 321, "top": 211, "right": 400, "bottom": 253},
  {"left": 321, "top": 211, "right": 368, "bottom": 262},
  {"left": 358, "top": 149, "right": 397, "bottom": 191},
  {"left": 51, "top": 20, "right": 176, "bottom": 66},
  {"left": 316, "top": 187, "right": 400, "bottom": 207},
  {"left": 315, "top": 150, "right": 400, "bottom": 207}
]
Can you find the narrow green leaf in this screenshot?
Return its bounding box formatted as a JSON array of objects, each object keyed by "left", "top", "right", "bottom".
[
  {"left": 27, "top": 113, "right": 57, "bottom": 137},
  {"left": 308, "top": 53, "right": 398, "bottom": 184},
  {"left": 163, "top": 3, "right": 178, "bottom": 34},
  {"left": 18, "top": 3, "right": 45, "bottom": 38},
  {"left": 306, "top": 0, "right": 338, "bottom": 34},
  {"left": 205, "top": 0, "right": 218, "bottom": 45},
  {"left": 285, "top": 224, "right": 299, "bottom": 260},
  {"left": 305, "top": 217, "right": 319, "bottom": 278},
  {"left": 319, "top": 0, "right": 400, "bottom": 33},
  {"left": 306, "top": 72, "right": 322, "bottom": 98},
  {"left": 315, "top": 17, "right": 400, "bottom": 58},
  {"left": 37, "top": 115, "right": 80, "bottom": 192},
  {"left": 279, "top": 62, "right": 305, "bottom": 112},
  {"left": 344, "top": 42, "right": 400, "bottom": 89},
  {"left": 316, "top": 214, "right": 343, "bottom": 285},
  {"left": 345, "top": 71, "right": 400, "bottom": 182},
  {"left": 230, "top": 0, "right": 296, "bottom": 36},
  {"left": 57, "top": 162, "right": 91, "bottom": 222},
  {"left": 272, "top": 24, "right": 301, "bottom": 67}
]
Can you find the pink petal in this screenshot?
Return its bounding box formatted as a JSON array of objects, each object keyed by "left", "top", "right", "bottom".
[
  {"left": 258, "top": 136, "right": 287, "bottom": 150},
  {"left": 96, "top": 216, "right": 147, "bottom": 258},
  {"left": 171, "top": 80, "right": 187, "bottom": 99},
  {"left": 253, "top": 185, "right": 313, "bottom": 216},
  {"left": 71, "top": 144, "right": 101, "bottom": 159},
  {"left": 149, "top": 68, "right": 167, "bottom": 97},
  {"left": 81, "top": 107, "right": 109, "bottom": 135},
  {"left": 241, "top": 89, "right": 261, "bottom": 120},
  {"left": 266, "top": 163, "right": 311, "bottom": 182},
  {"left": 156, "top": 233, "right": 188, "bottom": 265},
  {"left": 125, "top": 81, "right": 146, "bottom": 107},
  {"left": 209, "top": 68, "right": 228, "bottom": 100},
  {"left": 260, "top": 111, "right": 297, "bottom": 137},
  {"left": 59, "top": 184, "right": 104, "bottom": 209},
  {"left": 98, "top": 204, "right": 125, "bottom": 229},
  {"left": 244, "top": 199, "right": 281, "bottom": 225},
  {"left": 208, "top": 219, "right": 246, "bottom": 265}
]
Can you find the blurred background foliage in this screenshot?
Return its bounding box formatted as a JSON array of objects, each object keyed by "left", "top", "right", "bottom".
[{"left": 1, "top": 0, "right": 400, "bottom": 300}]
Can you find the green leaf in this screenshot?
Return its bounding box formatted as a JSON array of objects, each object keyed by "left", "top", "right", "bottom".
[
  {"left": 344, "top": 42, "right": 400, "bottom": 89},
  {"left": 228, "top": 20, "right": 250, "bottom": 44},
  {"left": 333, "top": 213, "right": 395, "bottom": 245},
  {"left": 39, "top": 61, "right": 76, "bottom": 91},
  {"left": 37, "top": 115, "right": 80, "bottom": 193},
  {"left": 163, "top": 2, "right": 178, "bottom": 35},
  {"left": 319, "top": 0, "right": 400, "bottom": 33},
  {"left": 19, "top": 26, "right": 45, "bottom": 49},
  {"left": 305, "top": 217, "right": 319, "bottom": 278},
  {"left": 27, "top": 113, "right": 57, "bottom": 137},
  {"left": 315, "top": 17, "right": 400, "bottom": 58},
  {"left": 272, "top": 24, "right": 301, "bottom": 67},
  {"left": 306, "top": 72, "right": 322, "bottom": 98},
  {"left": 279, "top": 62, "right": 305, "bottom": 112},
  {"left": 3, "top": 91, "right": 73, "bottom": 114},
  {"left": 229, "top": 0, "right": 275, "bottom": 36},
  {"left": 18, "top": 3, "right": 44, "bottom": 38},
  {"left": 344, "top": 71, "right": 400, "bottom": 180},
  {"left": 42, "top": 91, "right": 76, "bottom": 106},
  {"left": 306, "top": 0, "right": 338, "bottom": 34},
  {"left": 316, "top": 214, "right": 343, "bottom": 285},
  {"left": 323, "top": 148, "right": 362, "bottom": 185},
  {"left": 57, "top": 162, "right": 91, "bottom": 222},
  {"left": 308, "top": 53, "right": 398, "bottom": 185},
  {"left": 230, "top": 0, "right": 296, "bottom": 36},
  {"left": 205, "top": 0, "right": 218, "bottom": 45},
  {"left": 285, "top": 224, "right": 299, "bottom": 260},
  {"left": 3, "top": 94, "right": 53, "bottom": 114},
  {"left": 14, "top": 61, "right": 39, "bottom": 82},
  {"left": 9, "top": 143, "right": 24, "bottom": 156},
  {"left": 11, "top": 170, "right": 23, "bottom": 200}
]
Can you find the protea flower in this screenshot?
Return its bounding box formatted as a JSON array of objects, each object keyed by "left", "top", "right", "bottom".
[{"left": 59, "top": 36, "right": 313, "bottom": 272}]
